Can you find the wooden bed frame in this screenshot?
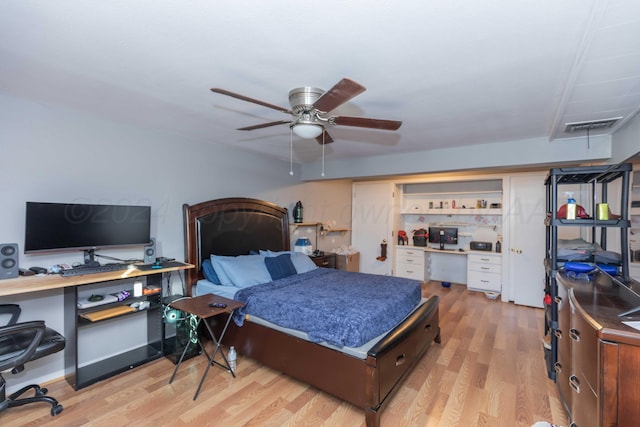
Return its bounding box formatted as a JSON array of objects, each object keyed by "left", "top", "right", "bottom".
[{"left": 183, "top": 197, "right": 441, "bottom": 427}]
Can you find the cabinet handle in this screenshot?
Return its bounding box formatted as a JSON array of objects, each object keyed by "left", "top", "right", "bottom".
[
  {"left": 569, "top": 375, "right": 580, "bottom": 393},
  {"left": 406, "top": 258, "right": 414, "bottom": 262},
  {"left": 480, "top": 280, "right": 489, "bottom": 283},
  {"left": 481, "top": 267, "right": 490, "bottom": 270},
  {"left": 555, "top": 329, "right": 562, "bottom": 339},
  {"left": 406, "top": 270, "right": 414, "bottom": 274},
  {"left": 480, "top": 258, "right": 490, "bottom": 262},
  {"left": 554, "top": 362, "right": 562, "bottom": 373},
  {"left": 395, "top": 353, "right": 406, "bottom": 366},
  {"left": 569, "top": 328, "right": 580, "bottom": 342},
  {"left": 554, "top": 296, "right": 562, "bottom": 304}
]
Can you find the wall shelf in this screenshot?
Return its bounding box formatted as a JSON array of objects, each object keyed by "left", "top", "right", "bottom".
[
  {"left": 290, "top": 222, "right": 350, "bottom": 235},
  {"left": 400, "top": 208, "right": 502, "bottom": 215}
]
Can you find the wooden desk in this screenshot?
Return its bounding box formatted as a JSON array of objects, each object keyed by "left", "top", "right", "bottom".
[
  {"left": 0, "top": 263, "right": 194, "bottom": 297},
  {"left": 0, "top": 262, "right": 195, "bottom": 390}
]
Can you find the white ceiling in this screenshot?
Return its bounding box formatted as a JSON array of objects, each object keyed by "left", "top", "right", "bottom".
[{"left": 1, "top": 1, "right": 640, "bottom": 167}]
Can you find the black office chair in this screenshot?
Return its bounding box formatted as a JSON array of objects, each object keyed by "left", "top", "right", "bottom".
[{"left": 0, "top": 304, "right": 66, "bottom": 416}]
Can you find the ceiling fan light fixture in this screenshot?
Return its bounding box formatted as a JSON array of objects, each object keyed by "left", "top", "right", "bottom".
[{"left": 292, "top": 123, "right": 323, "bottom": 139}]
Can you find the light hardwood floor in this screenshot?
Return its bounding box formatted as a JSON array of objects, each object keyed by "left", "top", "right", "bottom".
[{"left": 1, "top": 282, "right": 569, "bottom": 427}]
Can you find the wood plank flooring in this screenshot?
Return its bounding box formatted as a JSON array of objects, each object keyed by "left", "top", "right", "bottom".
[{"left": 1, "top": 282, "right": 569, "bottom": 426}]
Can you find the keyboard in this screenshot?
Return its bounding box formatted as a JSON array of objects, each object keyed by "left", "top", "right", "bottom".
[{"left": 60, "top": 263, "right": 132, "bottom": 277}]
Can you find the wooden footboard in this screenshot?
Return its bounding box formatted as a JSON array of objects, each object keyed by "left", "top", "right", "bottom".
[
  {"left": 364, "top": 296, "right": 440, "bottom": 426},
  {"left": 211, "top": 296, "right": 440, "bottom": 427}
]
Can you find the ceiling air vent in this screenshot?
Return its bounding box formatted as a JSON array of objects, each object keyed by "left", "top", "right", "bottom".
[{"left": 564, "top": 117, "right": 622, "bottom": 133}]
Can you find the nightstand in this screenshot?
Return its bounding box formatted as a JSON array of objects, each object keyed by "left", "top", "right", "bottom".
[{"left": 310, "top": 252, "right": 337, "bottom": 269}]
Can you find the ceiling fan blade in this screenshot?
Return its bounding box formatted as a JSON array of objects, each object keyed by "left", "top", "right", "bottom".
[
  {"left": 211, "top": 88, "right": 292, "bottom": 114},
  {"left": 333, "top": 116, "right": 402, "bottom": 131},
  {"left": 315, "top": 130, "right": 334, "bottom": 145},
  {"left": 312, "top": 78, "right": 366, "bottom": 113},
  {"left": 237, "top": 120, "right": 291, "bottom": 131}
]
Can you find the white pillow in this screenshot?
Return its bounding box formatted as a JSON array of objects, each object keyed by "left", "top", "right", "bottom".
[{"left": 212, "top": 254, "right": 272, "bottom": 288}]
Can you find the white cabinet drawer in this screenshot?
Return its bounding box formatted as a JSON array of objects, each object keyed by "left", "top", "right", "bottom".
[
  {"left": 467, "top": 261, "right": 501, "bottom": 274},
  {"left": 467, "top": 253, "right": 502, "bottom": 266},
  {"left": 467, "top": 270, "right": 501, "bottom": 292},
  {"left": 396, "top": 248, "right": 425, "bottom": 266},
  {"left": 467, "top": 253, "right": 501, "bottom": 292},
  {"left": 396, "top": 262, "right": 425, "bottom": 281}
]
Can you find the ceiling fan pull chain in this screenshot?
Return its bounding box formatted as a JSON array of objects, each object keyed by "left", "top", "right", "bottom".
[
  {"left": 290, "top": 128, "right": 294, "bottom": 176},
  {"left": 321, "top": 132, "right": 326, "bottom": 177}
]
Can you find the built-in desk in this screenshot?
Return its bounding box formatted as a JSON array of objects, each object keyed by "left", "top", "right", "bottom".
[{"left": 395, "top": 245, "right": 502, "bottom": 292}]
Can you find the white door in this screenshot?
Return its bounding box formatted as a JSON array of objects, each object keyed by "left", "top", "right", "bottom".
[
  {"left": 351, "top": 182, "right": 395, "bottom": 275},
  {"left": 507, "top": 174, "right": 547, "bottom": 308}
]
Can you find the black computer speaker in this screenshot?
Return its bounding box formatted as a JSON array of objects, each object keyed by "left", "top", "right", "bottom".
[
  {"left": 143, "top": 238, "right": 156, "bottom": 264},
  {"left": 0, "top": 243, "right": 19, "bottom": 280}
]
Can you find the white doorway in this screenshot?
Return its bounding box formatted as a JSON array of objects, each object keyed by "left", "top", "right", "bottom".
[{"left": 351, "top": 182, "right": 395, "bottom": 275}]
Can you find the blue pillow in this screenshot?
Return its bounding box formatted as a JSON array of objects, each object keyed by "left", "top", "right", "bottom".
[
  {"left": 210, "top": 255, "right": 235, "bottom": 286},
  {"left": 201, "top": 259, "right": 220, "bottom": 284},
  {"left": 260, "top": 250, "right": 318, "bottom": 274},
  {"left": 264, "top": 253, "right": 297, "bottom": 280},
  {"left": 289, "top": 252, "right": 318, "bottom": 274},
  {"left": 214, "top": 255, "right": 272, "bottom": 288}
]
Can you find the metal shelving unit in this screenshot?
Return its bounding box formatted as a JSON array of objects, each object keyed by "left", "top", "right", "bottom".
[{"left": 543, "top": 163, "right": 632, "bottom": 381}]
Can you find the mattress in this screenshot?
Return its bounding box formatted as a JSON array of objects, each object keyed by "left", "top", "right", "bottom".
[
  {"left": 195, "top": 277, "right": 428, "bottom": 359},
  {"left": 194, "top": 279, "right": 238, "bottom": 299},
  {"left": 243, "top": 298, "right": 430, "bottom": 359}
]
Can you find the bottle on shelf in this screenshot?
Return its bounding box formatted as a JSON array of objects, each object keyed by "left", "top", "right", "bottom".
[
  {"left": 565, "top": 192, "right": 576, "bottom": 220},
  {"left": 228, "top": 345, "right": 237, "bottom": 373},
  {"left": 293, "top": 201, "right": 303, "bottom": 223}
]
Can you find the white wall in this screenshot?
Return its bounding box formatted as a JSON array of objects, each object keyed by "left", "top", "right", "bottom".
[
  {"left": 301, "top": 134, "right": 612, "bottom": 180},
  {"left": 611, "top": 113, "right": 640, "bottom": 164},
  {"left": 0, "top": 94, "right": 352, "bottom": 392}
]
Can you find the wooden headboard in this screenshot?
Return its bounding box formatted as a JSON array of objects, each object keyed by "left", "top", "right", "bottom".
[{"left": 182, "top": 197, "right": 290, "bottom": 296}]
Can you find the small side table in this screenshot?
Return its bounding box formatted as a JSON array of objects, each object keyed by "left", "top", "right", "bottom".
[
  {"left": 168, "top": 294, "right": 244, "bottom": 400},
  {"left": 310, "top": 252, "right": 337, "bottom": 269}
]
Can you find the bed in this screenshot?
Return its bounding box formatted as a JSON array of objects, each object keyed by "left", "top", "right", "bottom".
[{"left": 183, "top": 197, "right": 440, "bottom": 427}]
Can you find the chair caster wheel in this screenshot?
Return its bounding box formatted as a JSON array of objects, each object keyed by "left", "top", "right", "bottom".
[
  {"left": 51, "top": 404, "right": 63, "bottom": 416},
  {"left": 36, "top": 387, "right": 48, "bottom": 396}
]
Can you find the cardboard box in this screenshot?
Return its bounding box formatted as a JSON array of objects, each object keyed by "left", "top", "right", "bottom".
[{"left": 336, "top": 252, "right": 360, "bottom": 272}]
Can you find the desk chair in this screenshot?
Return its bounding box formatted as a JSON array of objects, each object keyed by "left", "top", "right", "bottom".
[{"left": 0, "top": 304, "right": 66, "bottom": 416}]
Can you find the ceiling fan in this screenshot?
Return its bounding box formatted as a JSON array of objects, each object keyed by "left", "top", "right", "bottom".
[{"left": 210, "top": 78, "right": 402, "bottom": 145}]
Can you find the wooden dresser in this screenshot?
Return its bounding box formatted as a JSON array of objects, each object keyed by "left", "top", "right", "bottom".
[{"left": 555, "top": 271, "right": 640, "bottom": 427}]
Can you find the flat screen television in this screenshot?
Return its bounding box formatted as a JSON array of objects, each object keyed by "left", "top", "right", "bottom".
[
  {"left": 428, "top": 226, "right": 458, "bottom": 249},
  {"left": 24, "top": 202, "right": 151, "bottom": 264}
]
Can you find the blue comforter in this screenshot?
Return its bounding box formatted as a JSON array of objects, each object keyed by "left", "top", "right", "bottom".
[{"left": 232, "top": 268, "right": 422, "bottom": 348}]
